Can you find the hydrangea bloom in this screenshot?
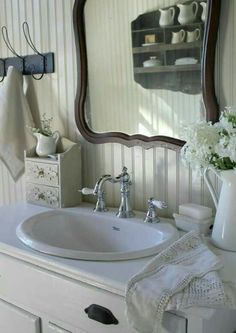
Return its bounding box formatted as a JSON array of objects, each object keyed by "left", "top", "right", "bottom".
[{"left": 181, "top": 107, "right": 236, "bottom": 171}]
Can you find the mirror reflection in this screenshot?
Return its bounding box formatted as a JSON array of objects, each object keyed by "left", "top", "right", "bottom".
[{"left": 84, "top": 0, "right": 207, "bottom": 140}]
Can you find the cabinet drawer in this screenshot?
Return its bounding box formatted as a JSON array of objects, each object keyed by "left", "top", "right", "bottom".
[
  {"left": 26, "top": 183, "right": 60, "bottom": 208},
  {"left": 26, "top": 161, "right": 59, "bottom": 186}
]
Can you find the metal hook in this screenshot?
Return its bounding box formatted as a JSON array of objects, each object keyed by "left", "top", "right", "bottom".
[
  {"left": 22, "top": 22, "right": 45, "bottom": 80},
  {"left": 31, "top": 66, "right": 44, "bottom": 80},
  {"left": 0, "top": 59, "right": 5, "bottom": 82},
  {"left": 1, "top": 26, "right": 23, "bottom": 59}
]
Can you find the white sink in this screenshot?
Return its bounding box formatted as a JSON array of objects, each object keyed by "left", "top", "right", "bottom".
[{"left": 16, "top": 208, "right": 178, "bottom": 261}]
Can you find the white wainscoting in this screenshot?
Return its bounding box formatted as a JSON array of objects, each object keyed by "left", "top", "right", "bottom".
[{"left": 0, "top": 0, "right": 234, "bottom": 216}]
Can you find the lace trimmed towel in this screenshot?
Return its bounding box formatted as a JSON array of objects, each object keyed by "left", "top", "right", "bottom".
[{"left": 125, "top": 231, "right": 233, "bottom": 333}]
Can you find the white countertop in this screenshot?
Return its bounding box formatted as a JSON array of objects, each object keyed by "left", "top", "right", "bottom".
[{"left": 0, "top": 202, "right": 235, "bottom": 299}]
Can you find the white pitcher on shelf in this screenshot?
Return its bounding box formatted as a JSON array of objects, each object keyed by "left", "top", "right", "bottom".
[
  {"left": 171, "top": 29, "right": 186, "bottom": 44},
  {"left": 177, "top": 2, "right": 199, "bottom": 25},
  {"left": 159, "top": 7, "right": 175, "bottom": 27},
  {"left": 34, "top": 131, "right": 60, "bottom": 157},
  {"left": 186, "top": 28, "right": 200, "bottom": 43},
  {"left": 200, "top": 2, "right": 207, "bottom": 22}
]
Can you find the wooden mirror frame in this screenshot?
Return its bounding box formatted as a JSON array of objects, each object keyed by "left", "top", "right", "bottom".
[{"left": 73, "top": 0, "right": 221, "bottom": 148}]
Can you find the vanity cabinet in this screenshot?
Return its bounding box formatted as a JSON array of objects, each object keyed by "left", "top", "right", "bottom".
[
  {"left": 0, "top": 252, "right": 187, "bottom": 333},
  {"left": 0, "top": 249, "right": 236, "bottom": 333},
  {"left": 24, "top": 137, "right": 81, "bottom": 208}
]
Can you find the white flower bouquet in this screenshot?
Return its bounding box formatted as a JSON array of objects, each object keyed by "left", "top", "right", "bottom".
[
  {"left": 27, "top": 113, "right": 53, "bottom": 137},
  {"left": 181, "top": 107, "right": 236, "bottom": 171}
]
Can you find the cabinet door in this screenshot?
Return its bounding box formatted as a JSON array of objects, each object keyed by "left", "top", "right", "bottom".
[{"left": 0, "top": 299, "right": 41, "bottom": 333}]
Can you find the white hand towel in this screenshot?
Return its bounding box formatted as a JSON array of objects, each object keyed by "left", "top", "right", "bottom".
[
  {"left": 0, "top": 66, "right": 35, "bottom": 181},
  {"left": 125, "top": 231, "right": 232, "bottom": 333}
]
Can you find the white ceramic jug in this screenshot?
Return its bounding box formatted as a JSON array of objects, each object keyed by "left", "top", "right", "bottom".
[
  {"left": 186, "top": 28, "right": 200, "bottom": 42},
  {"left": 200, "top": 2, "right": 207, "bottom": 22},
  {"left": 177, "top": 2, "right": 199, "bottom": 25},
  {"left": 204, "top": 167, "right": 236, "bottom": 251},
  {"left": 34, "top": 131, "right": 60, "bottom": 157},
  {"left": 159, "top": 7, "right": 175, "bottom": 27},
  {"left": 171, "top": 29, "right": 186, "bottom": 44}
]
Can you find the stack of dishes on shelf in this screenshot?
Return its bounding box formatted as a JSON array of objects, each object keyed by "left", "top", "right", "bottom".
[{"left": 174, "top": 57, "right": 198, "bottom": 65}]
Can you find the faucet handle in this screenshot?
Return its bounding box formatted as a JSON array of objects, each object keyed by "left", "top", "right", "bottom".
[
  {"left": 144, "top": 197, "right": 167, "bottom": 223},
  {"left": 80, "top": 188, "right": 94, "bottom": 195}
]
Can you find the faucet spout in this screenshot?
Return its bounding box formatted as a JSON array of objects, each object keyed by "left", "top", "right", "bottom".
[
  {"left": 93, "top": 174, "right": 113, "bottom": 194},
  {"left": 93, "top": 174, "right": 115, "bottom": 212}
]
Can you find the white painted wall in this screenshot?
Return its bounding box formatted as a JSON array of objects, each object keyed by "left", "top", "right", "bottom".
[{"left": 0, "top": 0, "right": 233, "bottom": 217}]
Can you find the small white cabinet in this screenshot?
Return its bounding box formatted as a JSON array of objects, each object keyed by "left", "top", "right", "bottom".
[
  {"left": 0, "top": 299, "right": 40, "bottom": 333},
  {"left": 24, "top": 137, "right": 81, "bottom": 208}
]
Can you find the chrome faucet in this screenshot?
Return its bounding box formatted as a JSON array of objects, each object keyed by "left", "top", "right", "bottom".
[
  {"left": 144, "top": 197, "right": 167, "bottom": 223},
  {"left": 115, "top": 167, "right": 135, "bottom": 218},
  {"left": 81, "top": 174, "right": 114, "bottom": 212},
  {"left": 81, "top": 167, "right": 134, "bottom": 218}
]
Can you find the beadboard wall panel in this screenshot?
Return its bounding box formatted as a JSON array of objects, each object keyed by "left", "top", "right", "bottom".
[{"left": 0, "top": 0, "right": 233, "bottom": 217}]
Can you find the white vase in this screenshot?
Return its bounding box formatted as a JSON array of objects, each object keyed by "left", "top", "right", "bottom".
[
  {"left": 204, "top": 168, "right": 236, "bottom": 251},
  {"left": 34, "top": 131, "right": 60, "bottom": 157}
]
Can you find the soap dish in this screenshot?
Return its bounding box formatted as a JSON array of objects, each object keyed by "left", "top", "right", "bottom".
[{"left": 173, "top": 213, "right": 213, "bottom": 235}]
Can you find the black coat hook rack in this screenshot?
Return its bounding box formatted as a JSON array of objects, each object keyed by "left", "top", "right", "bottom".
[{"left": 0, "top": 22, "right": 54, "bottom": 80}]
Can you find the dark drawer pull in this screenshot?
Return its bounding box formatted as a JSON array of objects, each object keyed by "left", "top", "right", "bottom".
[{"left": 84, "top": 304, "right": 119, "bottom": 325}]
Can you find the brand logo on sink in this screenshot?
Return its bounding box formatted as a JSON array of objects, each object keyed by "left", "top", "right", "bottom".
[{"left": 112, "top": 226, "right": 120, "bottom": 231}]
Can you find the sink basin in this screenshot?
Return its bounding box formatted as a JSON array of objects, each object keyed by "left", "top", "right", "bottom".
[{"left": 16, "top": 208, "right": 179, "bottom": 261}]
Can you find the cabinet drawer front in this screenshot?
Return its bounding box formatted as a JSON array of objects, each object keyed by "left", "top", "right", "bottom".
[
  {"left": 26, "top": 161, "right": 59, "bottom": 186},
  {"left": 0, "top": 298, "right": 40, "bottom": 333},
  {"left": 0, "top": 254, "right": 186, "bottom": 333},
  {"left": 26, "top": 183, "right": 60, "bottom": 208}
]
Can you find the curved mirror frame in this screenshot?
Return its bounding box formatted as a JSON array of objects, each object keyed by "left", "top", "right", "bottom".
[{"left": 73, "top": 0, "right": 221, "bottom": 148}]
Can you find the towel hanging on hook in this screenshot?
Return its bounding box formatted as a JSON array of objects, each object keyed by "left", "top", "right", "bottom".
[{"left": 0, "top": 23, "right": 54, "bottom": 80}]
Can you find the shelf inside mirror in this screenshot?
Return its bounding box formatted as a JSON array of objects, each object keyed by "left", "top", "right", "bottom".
[
  {"left": 134, "top": 64, "right": 201, "bottom": 74},
  {"left": 132, "top": 22, "right": 204, "bottom": 34},
  {"left": 133, "top": 41, "right": 202, "bottom": 53}
]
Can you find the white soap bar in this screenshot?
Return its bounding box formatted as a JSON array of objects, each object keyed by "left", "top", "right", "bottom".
[
  {"left": 173, "top": 213, "right": 214, "bottom": 235},
  {"left": 179, "top": 203, "right": 212, "bottom": 220}
]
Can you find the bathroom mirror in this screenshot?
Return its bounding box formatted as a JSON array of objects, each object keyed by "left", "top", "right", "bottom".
[{"left": 73, "top": 0, "right": 221, "bottom": 147}]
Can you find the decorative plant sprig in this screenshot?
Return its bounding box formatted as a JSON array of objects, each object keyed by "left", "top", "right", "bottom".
[
  {"left": 27, "top": 113, "right": 53, "bottom": 137},
  {"left": 181, "top": 106, "right": 236, "bottom": 172}
]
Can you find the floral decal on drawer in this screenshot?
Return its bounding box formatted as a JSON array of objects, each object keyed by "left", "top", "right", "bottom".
[
  {"left": 26, "top": 162, "right": 59, "bottom": 186},
  {"left": 26, "top": 184, "right": 59, "bottom": 208}
]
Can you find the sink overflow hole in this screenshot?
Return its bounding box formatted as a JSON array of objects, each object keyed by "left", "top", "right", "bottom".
[{"left": 112, "top": 226, "right": 120, "bottom": 231}]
